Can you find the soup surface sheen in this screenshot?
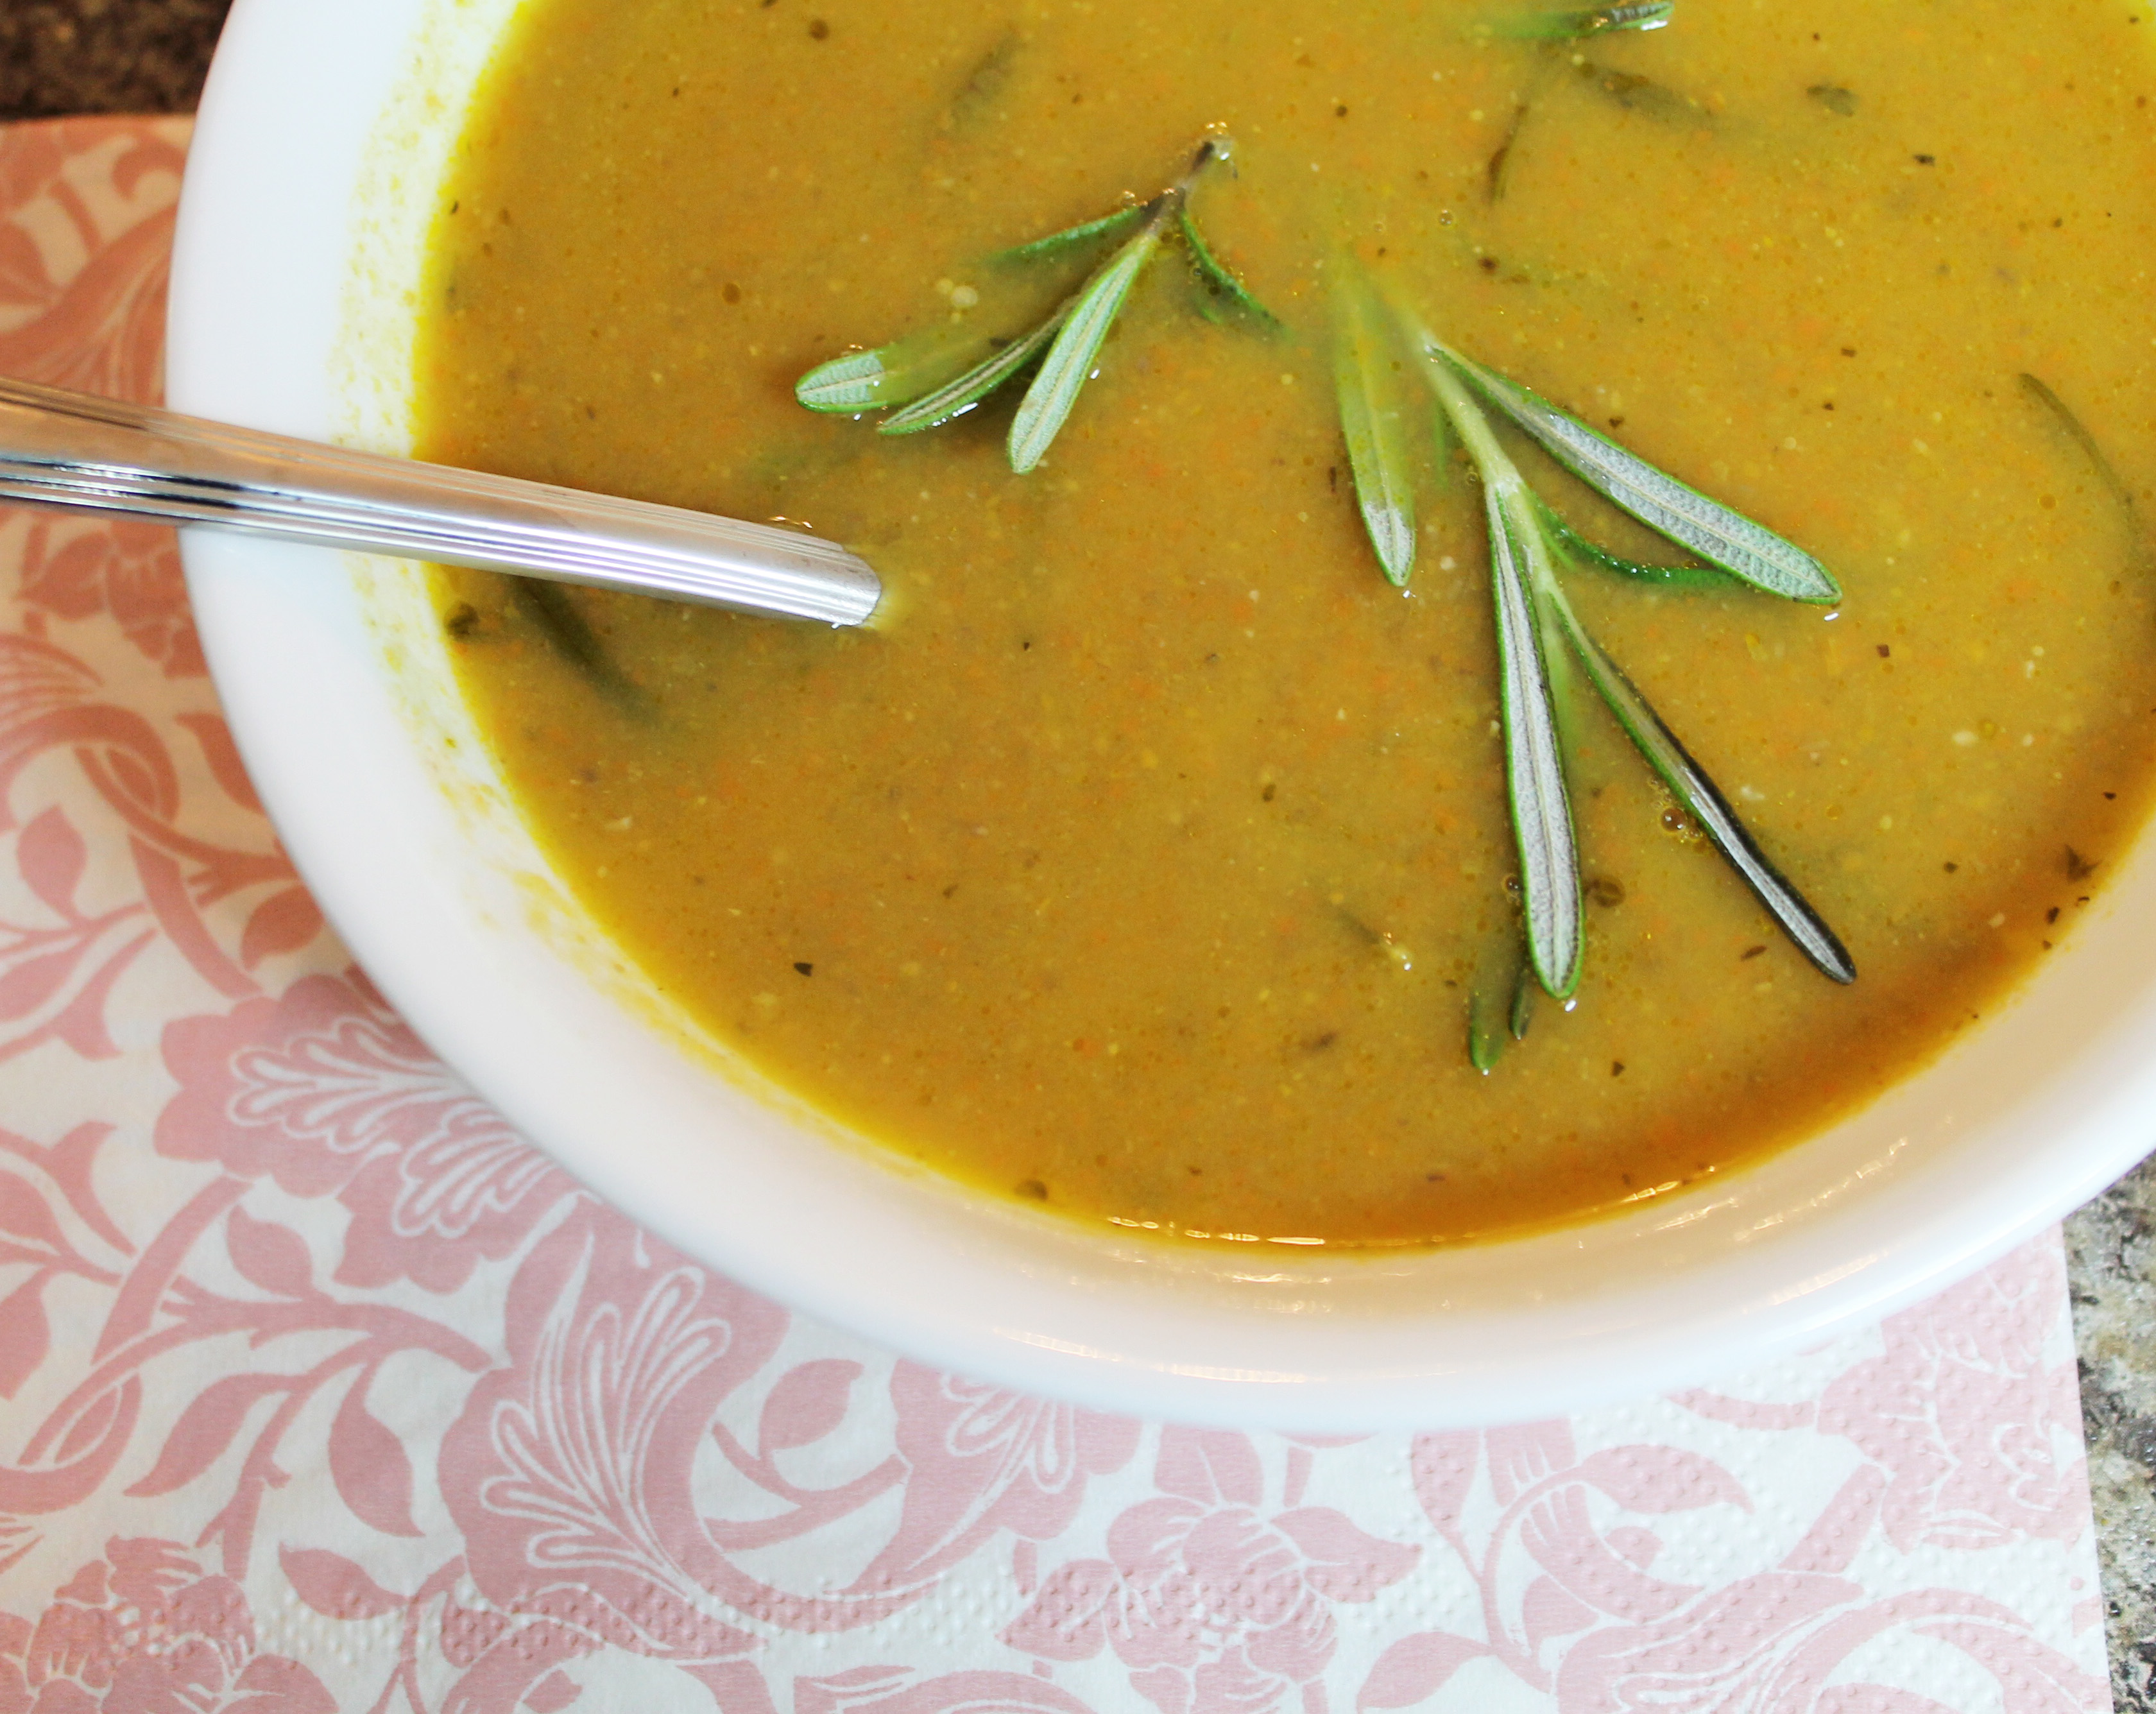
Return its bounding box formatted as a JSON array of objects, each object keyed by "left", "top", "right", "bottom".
[{"left": 417, "top": 0, "right": 2156, "bottom": 1247}]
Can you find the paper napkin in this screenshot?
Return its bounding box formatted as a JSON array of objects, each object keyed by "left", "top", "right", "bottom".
[{"left": 0, "top": 117, "right": 2110, "bottom": 1714}]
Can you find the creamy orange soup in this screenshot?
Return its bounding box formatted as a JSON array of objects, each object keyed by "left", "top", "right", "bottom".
[{"left": 416, "top": 0, "right": 2156, "bottom": 1246}]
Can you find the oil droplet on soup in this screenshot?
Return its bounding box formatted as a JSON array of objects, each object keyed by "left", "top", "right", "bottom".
[{"left": 415, "top": 0, "right": 2156, "bottom": 1247}]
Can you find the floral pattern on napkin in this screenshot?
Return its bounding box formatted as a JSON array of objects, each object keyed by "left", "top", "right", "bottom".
[{"left": 0, "top": 117, "right": 2113, "bottom": 1714}]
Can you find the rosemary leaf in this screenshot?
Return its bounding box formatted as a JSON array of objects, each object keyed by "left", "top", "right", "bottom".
[
  {"left": 946, "top": 30, "right": 1022, "bottom": 131},
  {"left": 1430, "top": 398, "right": 1458, "bottom": 492},
  {"left": 993, "top": 204, "right": 1147, "bottom": 266},
  {"left": 1487, "top": 104, "right": 1531, "bottom": 203},
  {"left": 2022, "top": 372, "right": 2155, "bottom": 574},
  {"left": 2020, "top": 372, "right": 2139, "bottom": 521},
  {"left": 1332, "top": 279, "right": 1419, "bottom": 586},
  {"left": 1536, "top": 570, "right": 1856, "bottom": 983},
  {"left": 1531, "top": 545, "right": 1586, "bottom": 753},
  {"left": 878, "top": 313, "right": 1066, "bottom": 436},
  {"left": 1509, "top": 957, "right": 1537, "bottom": 1038},
  {"left": 1009, "top": 225, "right": 1161, "bottom": 472},
  {"left": 1467, "top": 923, "right": 1533, "bottom": 1071},
  {"left": 1180, "top": 208, "right": 1282, "bottom": 329},
  {"left": 797, "top": 325, "right": 998, "bottom": 413},
  {"left": 1489, "top": 487, "right": 1586, "bottom": 997},
  {"left": 1436, "top": 343, "right": 1841, "bottom": 603},
  {"left": 1534, "top": 495, "right": 1736, "bottom": 591},
  {"left": 1476, "top": 1, "right": 1674, "bottom": 39},
  {"left": 1578, "top": 62, "right": 1713, "bottom": 126},
  {"left": 511, "top": 581, "right": 645, "bottom": 712},
  {"left": 1467, "top": 997, "right": 1506, "bottom": 1073}
]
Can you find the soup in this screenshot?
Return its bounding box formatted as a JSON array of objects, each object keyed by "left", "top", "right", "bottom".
[{"left": 413, "top": 0, "right": 2156, "bottom": 1246}]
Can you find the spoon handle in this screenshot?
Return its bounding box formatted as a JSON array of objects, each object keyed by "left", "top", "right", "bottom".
[{"left": 0, "top": 375, "right": 881, "bottom": 628}]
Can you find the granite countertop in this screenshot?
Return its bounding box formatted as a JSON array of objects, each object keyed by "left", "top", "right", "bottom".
[
  {"left": 0, "top": 0, "right": 228, "bottom": 121},
  {"left": 2073, "top": 1170, "right": 2156, "bottom": 1708},
  {"left": 8, "top": 3, "right": 2156, "bottom": 1708}
]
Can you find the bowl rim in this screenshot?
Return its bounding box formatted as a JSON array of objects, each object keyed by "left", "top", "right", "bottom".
[{"left": 166, "top": 0, "right": 2156, "bottom": 1430}]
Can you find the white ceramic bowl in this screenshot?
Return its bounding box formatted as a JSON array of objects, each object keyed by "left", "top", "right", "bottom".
[{"left": 168, "top": 0, "right": 2156, "bottom": 1430}]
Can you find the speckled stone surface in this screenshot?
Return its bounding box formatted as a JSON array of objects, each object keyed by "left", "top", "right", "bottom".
[
  {"left": 11, "top": 4, "right": 2156, "bottom": 1707},
  {"left": 0, "top": 0, "right": 228, "bottom": 121},
  {"left": 2071, "top": 1154, "right": 2156, "bottom": 1711}
]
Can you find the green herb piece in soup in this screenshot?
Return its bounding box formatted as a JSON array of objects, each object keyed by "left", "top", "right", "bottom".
[
  {"left": 1332, "top": 277, "right": 1419, "bottom": 586},
  {"left": 1435, "top": 343, "right": 1842, "bottom": 603},
  {"left": 878, "top": 314, "right": 1068, "bottom": 435},
  {"left": 1485, "top": 488, "right": 1586, "bottom": 997},
  {"left": 1009, "top": 224, "right": 1163, "bottom": 472},
  {"left": 1530, "top": 496, "right": 1736, "bottom": 592},
  {"left": 797, "top": 325, "right": 1002, "bottom": 414},
  {"left": 1179, "top": 208, "right": 1281, "bottom": 329},
  {"left": 1531, "top": 563, "right": 1857, "bottom": 984},
  {"left": 509, "top": 581, "right": 644, "bottom": 711},
  {"left": 993, "top": 204, "right": 1148, "bottom": 266}
]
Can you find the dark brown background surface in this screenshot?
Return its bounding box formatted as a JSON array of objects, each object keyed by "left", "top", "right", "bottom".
[
  {"left": 8, "top": 3, "right": 2156, "bottom": 1707},
  {"left": 1, "top": 0, "right": 229, "bottom": 121}
]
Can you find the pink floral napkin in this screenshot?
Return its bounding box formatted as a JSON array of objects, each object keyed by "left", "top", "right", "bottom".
[{"left": 0, "top": 117, "right": 2114, "bottom": 1714}]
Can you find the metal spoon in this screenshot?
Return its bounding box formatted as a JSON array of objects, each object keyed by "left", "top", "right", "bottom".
[{"left": 0, "top": 375, "right": 881, "bottom": 628}]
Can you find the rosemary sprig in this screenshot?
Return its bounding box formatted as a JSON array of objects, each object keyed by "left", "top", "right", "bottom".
[
  {"left": 1432, "top": 344, "right": 1842, "bottom": 602},
  {"left": 1002, "top": 137, "right": 1251, "bottom": 471},
  {"left": 798, "top": 137, "right": 1272, "bottom": 471},
  {"left": 1333, "top": 275, "right": 1419, "bottom": 587},
  {"left": 1373, "top": 292, "right": 1853, "bottom": 1005},
  {"left": 1475, "top": 1, "right": 1675, "bottom": 39}
]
